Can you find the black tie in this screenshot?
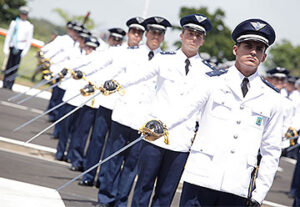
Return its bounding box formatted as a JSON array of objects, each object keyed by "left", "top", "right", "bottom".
[
  {"left": 148, "top": 51, "right": 154, "bottom": 61},
  {"left": 241, "top": 77, "right": 249, "bottom": 97},
  {"left": 185, "top": 59, "right": 190, "bottom": 75}
]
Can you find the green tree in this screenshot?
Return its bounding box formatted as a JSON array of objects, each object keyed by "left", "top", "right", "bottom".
[
  {"left": 0, "top": 0, "right": 27, "bottom": 23},
  {"left": 173, "top": 7, "right": 235, "bottom": 63},
  {"left": 264, "top": 40, "right": 300, "bottom": 76},
  {"left": 52, "top": 8, "right": 95, "bottom": 30}
]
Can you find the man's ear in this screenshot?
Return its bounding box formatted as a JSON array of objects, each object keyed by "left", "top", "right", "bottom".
[
  {"left": 233, "top": 45, "right": 238, "bottom": 56},
  {"left": 180, "top": 32, "right": 183, "bottom": 41},
  {"left": 261, "top": 53, "right": 267, "bottom": 63}
]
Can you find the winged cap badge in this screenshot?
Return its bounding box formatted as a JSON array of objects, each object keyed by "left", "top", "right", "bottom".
[
  {"left": 154, "top": 17, "right": 164, "bottom": 23},
  {"left": 250, "top": 22, "right": 266, "bottom": 31},
  {"left": 136, "top": 17, "right": 144, "bottom": 24},
  {"left": 195, "top": 15, "right": 207, "bottom": 23}
]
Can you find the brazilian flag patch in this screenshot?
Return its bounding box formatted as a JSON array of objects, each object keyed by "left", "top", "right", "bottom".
[{"left": 256, "top": 117, "right": 263, "bottom": 126}]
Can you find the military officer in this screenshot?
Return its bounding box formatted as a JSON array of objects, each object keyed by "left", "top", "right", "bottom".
[
  {"left": 265, "top": 68, "right": 297, "bottom": 158},
  {"left": 93, "top": 16, "right": 172, "bottom": 207},
  {"left": 53, "top": 30, "right": 93, "bottom": 161},
  {"left": 170, "top": 19, "right": 284, "bottom": 207},
  {"left": 291, "top": 79, "right": 300, "bottom": 205},
  {"left": 78, "top": 17, "right": 146, "bottom": 186},
  {"left": 3, "top": 6, "right": 33, "bottom": 90},
  {"left": 107, "top": 28, "right": 126, "bottom": 47},
  {"left": 41, "top": 21, "right": 82, "bottom": 124},
  {"left": 122, "top": 14, "right": 214, "bottom": 207}
]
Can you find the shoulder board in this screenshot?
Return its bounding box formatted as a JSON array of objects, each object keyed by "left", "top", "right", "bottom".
[
  {"left": 127, "top": 46, "right": 139, "bottom": 49},
  {"left": 202, "top": 60, "right": 216, "bottom": 71},
  {"left": 160, "top": 51, "right": 176, "bottom": 55},
  {"left": 205, "top": 68, "right": 228, "bottom": 77},
  {"left": 260, "top": 77, "right": 280, "bottom": 93}
]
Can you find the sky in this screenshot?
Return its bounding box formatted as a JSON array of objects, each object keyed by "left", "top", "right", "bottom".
[{"left": 27, "top": 0, "right": 300, "bottom": 50}]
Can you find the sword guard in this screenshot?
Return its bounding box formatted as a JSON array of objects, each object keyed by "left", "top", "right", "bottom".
[
  {"left": 72, "top": 70, "right": 84, "bottom": 80},
  {"left": 80, "top": 84, "right": 96, "bottom": 96},
  {"left": 58, "top": 68, "right": 69, "bottom": 78},
  {"left": 139, "top": 120, "right": 169, "bottom": 144}
]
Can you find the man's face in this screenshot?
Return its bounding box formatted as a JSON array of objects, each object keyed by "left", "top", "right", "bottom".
[
  {"left": 233, "top": 40, "right": 267, "bottom": 77},
  {"left": 78, "top": 37, "right": 85, "bottom": 48},
  {"left": 180, "top": 29, "right": 204, "bottom": 56},
  {"left": 20, "top": 13, "right": 28, "bottom": 20},
  {"left": 107, "top": 36, "right": 122, "bottom": 46},
  {"left": 84, "top": 45, "right": 94, "bottom": 55},
  {"left": 145, "top": 29, "right": 164, "bottom": 50},
  {"left": 265, "top": 76, "right": 286, "bottom": 90},
  {"left": 286, "top": 82, "right": 296, "bottom": 92},
  {"left": 127, "top": 28, "right": 144, "bottom": 47}
]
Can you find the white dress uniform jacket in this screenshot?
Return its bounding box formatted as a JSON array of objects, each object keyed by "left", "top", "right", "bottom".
[
  {"left": 61, "top": 49, "right": 112, "bottom": 108},
  {"left": 110, "top": 44, "right": 161, "bottom": 130},
  {"left": 170, "top": 66, "right": 284, "bottom": 204},
  {"left": 120, "top": 49, "right": 214, "bottom": 152},
  {"left": 3, "top": 18, "right": 33, "bottom": 57},
  {"left": 289, "top": 90, "right": 300, "bottom": 131}
]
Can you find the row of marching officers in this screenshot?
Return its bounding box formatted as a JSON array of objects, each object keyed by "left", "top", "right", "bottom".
[{"left": 36, "top": 12, "right": 300, "bottom": 207}]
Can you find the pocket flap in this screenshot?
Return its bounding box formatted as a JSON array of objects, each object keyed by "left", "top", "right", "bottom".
[
  {"left": 198, "top": 144, "right": 215, "bottom": 156},
  {"left": 252, "top": 107, "right": 271, "bottom": 118}
]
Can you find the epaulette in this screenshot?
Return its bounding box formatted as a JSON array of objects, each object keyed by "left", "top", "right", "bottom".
[
  {"left": 205, "top": 68, "right": 228, "bottom": 77},
  {"left": 160, "top": 51, "right": 176, "bottom": 55},
  {"left": 127, "top": 45, "right": 139, "bottom": 49},
  {"left": 260, "top": 77, "right": 280, "bottom": 93},
  {"left": 202, "top": 59, "right": 216, "bottom": 71}
]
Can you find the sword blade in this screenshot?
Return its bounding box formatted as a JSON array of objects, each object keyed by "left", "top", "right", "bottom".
[
  {"left": 13, "top": 92, "right": 82, "bottom": 132},
  {"left": 56, "top": 135, "right": 145, "bottom": 192},
  {"left": 25, "top": 91, "right": 101, "bottom": 143},
  {"left": 16, "top": 76, "right": 63, "bottom": 105},
  {"left": 7, "top": 67, "right": 50, "bottom": 102}
]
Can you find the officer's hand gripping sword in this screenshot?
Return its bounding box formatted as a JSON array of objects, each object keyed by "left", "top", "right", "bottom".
[{"left": 56, "top": 120, "right": 168, "bottom": 191}]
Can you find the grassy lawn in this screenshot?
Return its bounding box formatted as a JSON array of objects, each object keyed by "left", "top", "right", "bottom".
[{"left": 0, "top": 35, "right": 43, "bottom": 87}]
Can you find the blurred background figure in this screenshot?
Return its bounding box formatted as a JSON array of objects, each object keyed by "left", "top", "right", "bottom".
[{"left": 2, "top": 6, "right": 34, "bottom": 90}]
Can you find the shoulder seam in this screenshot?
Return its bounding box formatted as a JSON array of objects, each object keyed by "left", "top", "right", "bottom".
[{"left": 260, "top": 77, "right": 280, "bottom": 93}]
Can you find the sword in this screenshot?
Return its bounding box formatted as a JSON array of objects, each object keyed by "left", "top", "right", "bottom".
[
  {"left": 56, "top": 134, "right": 145, "bottom": 191},
  {"left": 16, "top": 81, "right": 59, "bottom": 105},
  {"left": 7, "top": 72, "right": 56, "bottom": 102},
  {"left": 3, "top": 55, "right": 36, "bottom": 75},
  {"left": 16, "top": 74, "right": 73, "bottom": 104},
  {"left": 25, "top": 91, "right": 101, "bottom": 143},
  {"left": 286, "top": 143, "right": 300, "bottom": 152},
  {"left": 13, "top": 92, "right": 82, "bottom": 132}
]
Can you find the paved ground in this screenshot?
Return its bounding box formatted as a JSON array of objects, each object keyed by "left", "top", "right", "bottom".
[{"left": 0, "top": 86, "right": 296, "bottom": 207}]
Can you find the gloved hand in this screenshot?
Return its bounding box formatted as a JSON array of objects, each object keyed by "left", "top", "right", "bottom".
[
  {"left": 72, "top": 70, "right": 84, "bottom": 80},
  {"left": 36, "top": 50, "right": 44, "bottom": 58},
  {"left": 80, "top": 83, "right": 96, "bottom": 96},
  {"left": 100, "top": 80, "right": 123, "bottom": 96},
  {"left": 39, "top": 58, "right": 51, "bottom": 70},
  {"left": 58, "top": 68, "right": 69, "bottom": 78},
  {"left": 285, "top": 127, "right": 298, "bottom": 146},
  {"left": 42, "top": 70, "right": 53, "bottom": 81},
  {"left": 246, "top": 198, "right": 260, "bottom": 207},
  {"left": 139, "top": 120, "right": 169, "bottom": 143}
]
